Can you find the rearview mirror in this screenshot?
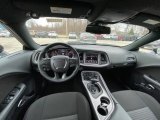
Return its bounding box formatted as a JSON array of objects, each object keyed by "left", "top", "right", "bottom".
[{"left": 86, "top": 25, "right": 111, "bottom": 34}]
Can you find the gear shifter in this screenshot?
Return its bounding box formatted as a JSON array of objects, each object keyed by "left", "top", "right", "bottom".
[
  {"left": 87, "top": 79, "right": 102, "bottom": 98},
  {"left": 91, "top": 78, "right": 99, "bottom": 83}
]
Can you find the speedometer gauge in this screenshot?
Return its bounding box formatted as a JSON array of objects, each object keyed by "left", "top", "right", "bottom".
[
  {"left": 68, "top": 51, "right": 74, "bottom": 58},
  {"left": 47, "top": 49, "right": 58, "bottom": 58},
  {"left": 52, "top": 50, "right": 58, "bottom": 56}
]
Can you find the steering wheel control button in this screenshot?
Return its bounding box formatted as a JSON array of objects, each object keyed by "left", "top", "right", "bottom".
[
  {"left": 69, "top": 58, "right": 77, "bottom": 67},
  {"left": 40, "top": 59, "right": 51, "bottom": 71}
]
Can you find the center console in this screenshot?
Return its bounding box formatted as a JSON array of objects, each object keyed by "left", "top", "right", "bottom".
[{"left": 81, "top": 71, "right": 115, "bottom": 120}]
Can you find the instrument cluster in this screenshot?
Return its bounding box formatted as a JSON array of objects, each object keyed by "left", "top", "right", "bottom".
[{"left": 46, "top": 48, "right": 75, "bottom": 58}]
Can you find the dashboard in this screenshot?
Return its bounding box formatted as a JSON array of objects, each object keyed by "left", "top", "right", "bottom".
[
  {"left": 32, "top": 45, "right": 137, "bottom": 68},
  {"left": 44, "top": 47, "right": 109, "bottom": 67}
]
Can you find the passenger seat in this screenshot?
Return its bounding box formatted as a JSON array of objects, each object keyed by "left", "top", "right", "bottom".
[{"left": 112, "top": 90, "right": 160, "bottom": 120}]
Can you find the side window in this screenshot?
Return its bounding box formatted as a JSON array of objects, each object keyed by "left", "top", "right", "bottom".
[
  {"left": 0, "top": 23, "right": 23, "bottom": 58},
  {"left": 139, "top": 40, "right": 160, "bottom": 55}
]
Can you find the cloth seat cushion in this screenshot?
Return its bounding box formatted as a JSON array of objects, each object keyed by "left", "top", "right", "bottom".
[
  {"left": 112, "top": 90, "right": 160, "bottom": 120},
  {"left": 24, "top": 92, "right": 91, "bottom": 120}
]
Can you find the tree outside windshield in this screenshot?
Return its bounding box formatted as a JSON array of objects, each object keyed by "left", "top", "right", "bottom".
[{"left": 26, "top": 17, "right": 149, "bottom": 46}]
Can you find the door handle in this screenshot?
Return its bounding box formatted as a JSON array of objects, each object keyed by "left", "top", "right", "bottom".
[
  {"left": 143, "top": 74, "right": 160, "bottom": 88},
  {"left": 146, "top": 84, "right": 155, "bottom": 90}
]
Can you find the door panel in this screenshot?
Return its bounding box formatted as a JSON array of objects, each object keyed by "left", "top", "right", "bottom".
[
  {"left": 128, "top": 52, "right": 160, "bottom": 103},
  {"left": 0, "top": 73, "right": 29, "bottom": 103},
  {"left": 0, "top": 51, "right": 36, "bottom": 120},
  {"left": 0, "top": 83, "right": 26, "bottom": 120}
]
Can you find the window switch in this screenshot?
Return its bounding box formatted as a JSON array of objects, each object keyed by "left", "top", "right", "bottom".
[
  {"left": 10, "top": 88, "right": 19, "bottom": 95},
  {"left": 8, "top": 96, "right": 14, "bottom": 100}
]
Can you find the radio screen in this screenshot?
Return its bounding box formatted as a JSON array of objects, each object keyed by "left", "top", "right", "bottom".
[{"left": 85, "top": 53, "right": 98, "bottom": 64}]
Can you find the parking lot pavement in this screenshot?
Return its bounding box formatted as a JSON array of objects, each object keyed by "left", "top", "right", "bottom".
[
  {"left": 0, "top": 37, "right": 134, "bottom": 53},
  {"left": 0, "top": 37, "right": 22, "bottom": 53}
]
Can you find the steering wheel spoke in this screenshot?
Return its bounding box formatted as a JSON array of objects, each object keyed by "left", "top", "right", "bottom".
[
  {"left": 62, "top": 72, "right": 67, "bottom": 79},
  {"left": 54, "top": 72, "right": 60, "bottom": 79},
  {"left": 69, "top": 58, "right": 78, "bottom": 67},
  {"left": 53, "top": 72, "right": 67, "bottom": 81}
]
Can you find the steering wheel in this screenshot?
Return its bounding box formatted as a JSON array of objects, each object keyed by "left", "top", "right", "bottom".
[{"left": 38, "top": 43, "right": 80, "bottom": 82}]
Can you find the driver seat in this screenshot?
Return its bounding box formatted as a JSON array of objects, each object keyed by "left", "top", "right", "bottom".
[{"left": 24, "top": 92, "right": 91, "bottom": 120}]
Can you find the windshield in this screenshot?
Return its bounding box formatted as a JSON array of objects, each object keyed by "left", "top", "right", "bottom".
[{"left": 26, "top": 17, "right": 149, "bottom": 46}]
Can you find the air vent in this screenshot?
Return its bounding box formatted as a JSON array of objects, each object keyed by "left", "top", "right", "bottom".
[
  {"left": 100, "top": 53, "right": 108, "bottom": 65},
  {"left": 126, "top": 56, "right": 136, "bottom": 63},
  {"left": 34, "top": 51, "right": 40, "bottom": 63},
  {"left": 79, "top": 52, "right": 84, "bottom": 63}
]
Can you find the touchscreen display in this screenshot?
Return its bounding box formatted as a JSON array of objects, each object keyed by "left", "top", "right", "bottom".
[{"left": 85, "top": 53, "right": 98, "bottom": 64}]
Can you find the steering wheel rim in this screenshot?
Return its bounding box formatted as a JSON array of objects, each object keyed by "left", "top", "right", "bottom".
[{"left": 38, "top": 43, "right": 80, "bottom": 82}]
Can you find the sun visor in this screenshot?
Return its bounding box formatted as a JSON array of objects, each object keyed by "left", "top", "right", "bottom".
[
  {"left": 13, "top": 0, "right": 93, "bottom": 19},
  {"left": 125, "top": 13, "right": 160, "bottom": 30},
  {"left": 96, "top": 9, "right": 138, "bottom": 23}
]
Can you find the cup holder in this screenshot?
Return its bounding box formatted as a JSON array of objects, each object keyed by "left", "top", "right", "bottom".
[
  {"left": 97, "top": 97, "right": 110, "bottom": 116},
  {"left": 101, "top": 97, "right": 110, "bottom": 105}
]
